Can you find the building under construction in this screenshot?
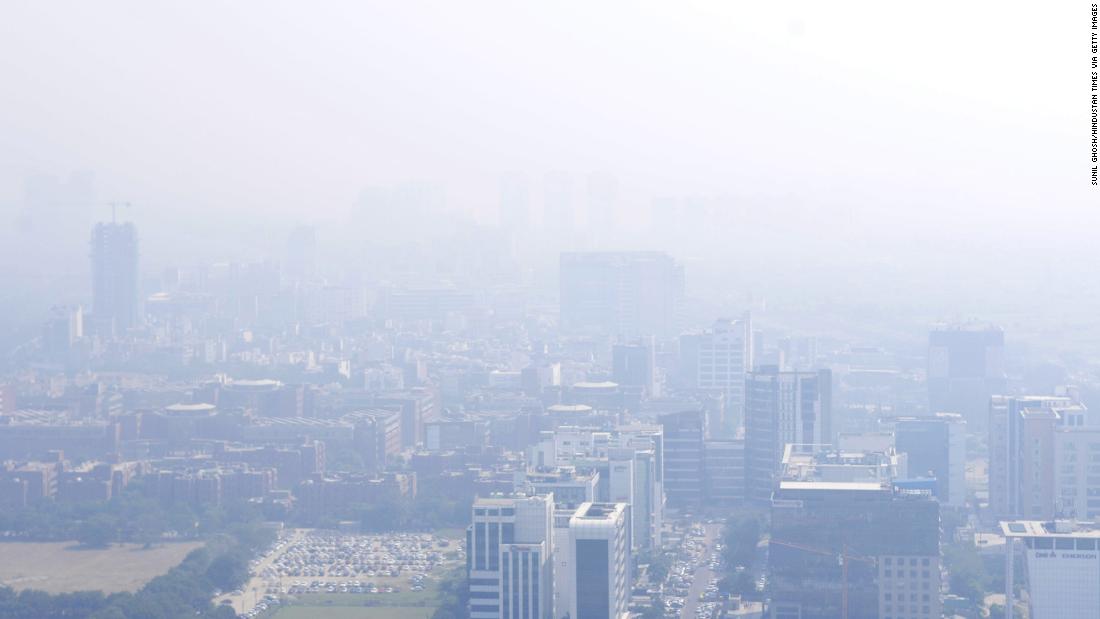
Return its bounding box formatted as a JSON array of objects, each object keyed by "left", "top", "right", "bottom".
[{"left": 768, "top": 480, "right": 940, "bottom": 619}]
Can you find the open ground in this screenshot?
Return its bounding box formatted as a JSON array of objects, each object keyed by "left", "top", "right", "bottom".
[{"left": 0, "top": 541, "right": 204, "bottom": 594}]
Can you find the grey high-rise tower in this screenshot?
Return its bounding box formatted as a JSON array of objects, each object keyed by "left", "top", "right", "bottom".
[
  {"left": 928, "top": 324, "right": 1006, "bottom": 428},
  {"left": 744, "top": 368, "right": 832, "bottom": 504},
  {"left": 559, "top": 251, "right": 684, "bottom": 339},
  {"left": 90, "top": 221, "right": 139, "bottom": 335}
]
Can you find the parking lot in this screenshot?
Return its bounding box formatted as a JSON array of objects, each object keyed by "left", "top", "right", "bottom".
[{"left": 214, "top": 529, "right": 463, "bottom": 618}]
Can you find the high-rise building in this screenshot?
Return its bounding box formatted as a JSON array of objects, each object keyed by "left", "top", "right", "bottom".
[
  {"left": 467, "top": 495, "right": 554, "bottom": 619},
  {"left": 744, "top": 369, "right": 831, "bottom": 504},
  {"left": 678, "top": 316, "right": 753, "bottom": 435},
  {"left": 614, "top": 427, "right": 664, "bottom": 551},
  {"left": 611, "top": 338, "right": 656, "bottom": 397},
  {"left": 659, "top": 409, "right": 705, "bottom": 508},
  {"left": 894, "top": 413, "right": 967, "bottom": 508},
  {"left": 42, "top": 305, "right": 83, "bottom": 360},
  {"left": 559, "top": 251, "right": 684, "bottom": 339},
  {"left": 704, "top": 438, "right": 746, "bottom": 504},
  {"left": 90, "top": 221, "right": 140, "bottom": 335},
  {"left": 928, "top": 324, "right": 1006, "bottom": 428},
  {"left": 1001, "top": 520, "right": 1100, "bottom": 619},
  {"left": 522, "top": 468, "right": 599, "bottom": 508},
  {"left": 501, "top": 542, "right": 550, "bottom": 619},
  {"left": 989, "top": 395, "right": 1085, "bottom": 519},
  {"left": 779, "top": 443, "right": 907, "bottom": 485},
  {"left": 526, "top": 425, "right": 664, "bottom": 552},
  {"left": 566, "top": 502, "right": 632, "bottom": 619},
  {"left": 769, "top": 481, "right": 940, "bottom": 619},
  {"left": 1052, "top": 425, "right": 1100, "bottom": 520}
]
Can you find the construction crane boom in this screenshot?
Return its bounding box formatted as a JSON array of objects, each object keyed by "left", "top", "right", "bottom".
[{"left": 770, "top": 539, "right": 875, "bottom": 619}]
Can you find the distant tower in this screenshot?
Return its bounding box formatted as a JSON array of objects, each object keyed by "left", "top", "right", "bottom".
[
  {"left": 559, "top": 251, "right": 685, "bottom": 339},
  {"left": 928, "top": 323, "right": 1006, "bottom": 428},
  {"left": 43, "top": 305, "right": 83, "bottom": 359},
  {"left": 612, "top": 337, "right": 656, "bottom": 396},
  {"left": 90, "top": 221, "right": 139, "bottom": 335}
]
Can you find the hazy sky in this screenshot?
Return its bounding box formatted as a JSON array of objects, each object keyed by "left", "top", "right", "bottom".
[
  {"left": 0, "top": 1, "right": 1097, "bottom": 313},
  {"left": 1, "top": 1, "right": 1094, "bottom": 216}
]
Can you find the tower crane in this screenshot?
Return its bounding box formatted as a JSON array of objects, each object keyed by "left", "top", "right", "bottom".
[{"left": 769, "top": 538, "right": 876, "bottom": 619}]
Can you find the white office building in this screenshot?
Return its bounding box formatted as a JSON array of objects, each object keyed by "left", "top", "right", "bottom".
[
  {"left": 678, "top": 316, "right": 753, "bottom": 433},
  {"left": 1001, "top": 520, "right": 1100, "bottom": 619},
  {"left": 526, "top": 425, "right": 664, "bottom": 552},
  {"left": 566, "top": 502, "right": 632, "bottom": 619},
  {"left": 520, "top": 467, "right": 599, "bottom": 508},
  {"left": 1052, "top": 410, "right": 1099, "bottom": 519},
  {"left": 468, "top": 495, "right": 555, "bottom": 619}
]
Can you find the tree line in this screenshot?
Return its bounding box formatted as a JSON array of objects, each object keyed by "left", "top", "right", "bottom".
[
  {"left": 0, "top": 524, "right": 273, "bottom": 619},
  {"left": 0, "top": 478, "right": 271, "bottom": 547}
]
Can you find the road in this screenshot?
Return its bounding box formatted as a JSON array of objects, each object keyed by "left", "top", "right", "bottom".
[
  {"left": 213, "top": 529, "right": 302, "bottom": 615},
  {"left": 680, "top": 523, "right": 721, "bottom": 619}
]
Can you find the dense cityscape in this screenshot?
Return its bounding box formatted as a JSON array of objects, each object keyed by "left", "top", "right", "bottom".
[
  {"left": 0, "top": 213, "right": 1096, "bottom": 619},
  {"left": 1, "top": 3, "right": 1097, "bottom": 619}
]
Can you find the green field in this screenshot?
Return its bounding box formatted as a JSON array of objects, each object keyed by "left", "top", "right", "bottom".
[
  {"left": 293, "top": 588, "right": 438, "bottom": 607},
  {"left": 0, "top": 541, "right": 203, "bottom": 594},
  {"left": 268, "top": 566, "right": 461, "bottom": 619},
  {"left": 273, "top": 607, "right": 433, "bottom": 619}
]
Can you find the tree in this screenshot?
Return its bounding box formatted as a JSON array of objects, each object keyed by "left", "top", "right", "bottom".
[
  {"left": 87, "top": 606, "right": 128, "bottom": 619},
  {"left": 205, "top": 554, "right": 249, "bottom": 592},
  {"left": 132, "top": 511, "right": 166, "bottom": 548},
  {"left": 208, "top": 604, "right": 239, "bottom": 619},
  {"left": 644, "top": 552, "right": 671, "bottom": 584},
  {"left": 718, "top": 570, "right": 756, "bottom": 597},
  {"left": 431, "top": 568, "right": 469, "bottom": 619},
  {"left": 988, "top": 603, "right": 1025, "bottom": 619},
  {"left": 944, "top": 542, "right": 988, "bottom": 603},
  {"left": 77, "top": 514, "right": 117, "bottom": 548},
  {"left": 722, "top": 516, "right": 761, "bottom": 568}
]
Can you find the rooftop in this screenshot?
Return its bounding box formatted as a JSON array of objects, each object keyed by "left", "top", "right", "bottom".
[
  {"left": 1000, "top": 520, "right": 1100, "bottom": 538},
  {"left": 576, "top": 502, "right": 626, "bottom": 519},
  {"left": 778, "top": 480, "right": 886, "bottom": 492}
]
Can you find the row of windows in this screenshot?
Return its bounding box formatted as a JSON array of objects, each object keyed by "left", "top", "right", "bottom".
[
  {"left": 470, "top": 590, "right": 497, "bottom": 599},
  {"left": 883, "top": 593, "right": 932, "bottom": 602},
  {"left": 502, "top": 551, "right": 539, "bottom": 619},
  {"left": 471, "top": 522, "right": 516, "bottom": 571},
  {"left": 882, "top": 606, "right": 932, "bottom": 617},
  {"left": 473, "top": 507, "right": 517, "bottom": 516},
  {"left": 883, "top": 570, "right": 932, "bottom": 579},
  {"left": 883, "top": 557, "right": 931, "bottom": 566},
  {"left": 1024, "top": 536, "right": 1099, "bottom": 550},
  {"left": 884, "top": 580, "right": 933, "bottom": 591}
]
